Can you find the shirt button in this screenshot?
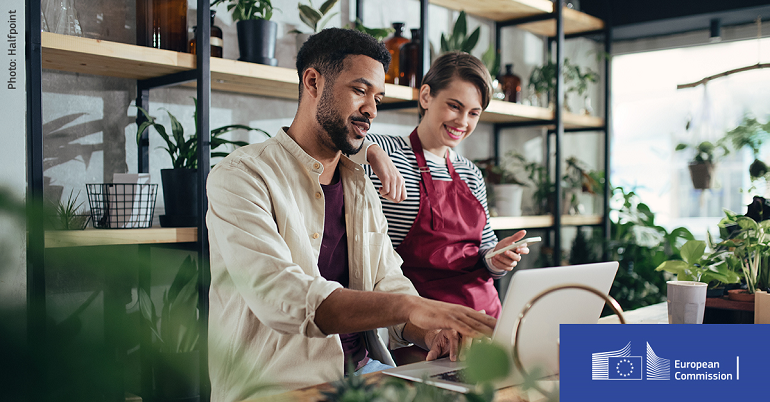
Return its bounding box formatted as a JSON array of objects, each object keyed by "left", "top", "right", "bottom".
[
  {"left": 313, "top": 163, "right": 320, "bottom": 169},
  {"left": 355, "top": 235, "right": 359, "bottom": 242},
  {"left": 312, "top": 233, "right": 320, "bottom": 239},
  {"left": 355, "top": 271, "right": 361, "bottom": 279},
  {"left": 315, "top": 192, "right": 322, "bottom": 199}
]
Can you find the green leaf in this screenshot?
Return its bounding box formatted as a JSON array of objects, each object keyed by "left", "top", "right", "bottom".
[
  {"left": 139, "top": 289, "right": 155, "bottom": 323},
  {"left": 298, "top": 5, "right": 322, "bottom": 30},
  {"left": 680, "top": 240, "right": 706, "bottom": 265},
  {"left": 440, "top": 34, "right": 449, "bottom": 53},
  {"left": 318, "top": 0, "right": 338, "bottom": 15},
  {"left": 465, "top": 340, "right": 510, "bottom": 383},
  {"left": 737, "top": 216, "right": 759, "bottom": 231},
  {"left": 655, "top": 260, "right": 690, "bottom": 277},
  {"left": 453, "top": 11, "right": 467, "bottom": 41},
  {"left": 462, "top": 27, "right": 480, "bottom": 53},
  {"left": 701, "top": 262, "right": 742, "bottom": 284}
]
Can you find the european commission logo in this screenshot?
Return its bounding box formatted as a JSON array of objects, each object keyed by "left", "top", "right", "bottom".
[
  {"left": 592, "top": 342, "right": 670, "bottom": 380},
  {"left": 561, "top": 325, "right": 765, "bottom": 401}
]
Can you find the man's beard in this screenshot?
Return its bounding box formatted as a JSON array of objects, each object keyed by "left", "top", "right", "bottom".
[{"left": 316, "top": 86, "right": 366, "bottom": 155}]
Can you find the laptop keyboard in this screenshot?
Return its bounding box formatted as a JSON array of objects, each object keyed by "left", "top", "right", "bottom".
[{"left": 431, "top": 368, "right": 473, "bottom": 384}]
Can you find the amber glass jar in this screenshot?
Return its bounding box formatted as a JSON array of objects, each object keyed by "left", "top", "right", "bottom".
[
  {"left": 189, "top": 10, "right": 223, "bottom": 58},
  {"left": 399, "top": 29, "right": 422, "bottom": 88},
  {"left": 148, "top": 0, "right": 188, "bottom": 52},
  {"left": 384, "top": 23, "right": 410, "bottom": 85},
  {"left": 500, "top": 63, "right": 522, "bottom": 103}
]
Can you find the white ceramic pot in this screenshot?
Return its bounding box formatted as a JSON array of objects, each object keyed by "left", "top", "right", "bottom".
[{"left": 494, "top": 184, "right": 524, "bottom": 217}]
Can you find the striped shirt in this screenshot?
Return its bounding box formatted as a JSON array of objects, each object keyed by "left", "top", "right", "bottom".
[{"left": 357, "top": 133, "right": 505, "bottom": 278}]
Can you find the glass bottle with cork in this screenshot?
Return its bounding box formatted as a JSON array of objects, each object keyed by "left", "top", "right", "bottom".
[
  {"left": 500, "top": 63, "right": 522, "bottom": 103},
  {"left": 399, "top": 29, "right": 423, "bottom": 88},
  {"left": 189, "top": 10, "right": 223, "bottom": 58},
  {"left": 384, "top": 23, "right": 410, "bottom": 85},
  {"left": 136, "top": 0, "right": 188, "bottom": 52}
]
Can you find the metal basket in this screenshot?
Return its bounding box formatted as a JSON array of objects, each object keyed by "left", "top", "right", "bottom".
[{"left": 86, "top": 183, "right": 158, "bottom": 229}]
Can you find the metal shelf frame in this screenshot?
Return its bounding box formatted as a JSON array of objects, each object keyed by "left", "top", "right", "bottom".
[
  {"left": 490, "top": 0, "right": 612, "bottom": 266},
  {"left": 26, "top": 1, "right": 212, "bottom": 400}
]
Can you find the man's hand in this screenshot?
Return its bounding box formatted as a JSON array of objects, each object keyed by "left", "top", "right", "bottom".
[
  {"left": 489, "top": 230, "right": 530, "bottom": 272},
  {"left": 367, "top": 144, "right": 407, "bottom": 203},
  {"left": 425, "top": 329, "right": 461, "bottom": 361},
  {"left": 402, "top": 297, "right": 496, "bottom": 361}
]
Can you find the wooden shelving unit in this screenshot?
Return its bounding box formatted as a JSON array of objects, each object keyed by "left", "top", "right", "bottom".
[
  {"left": 41, "top": 32, "right": 604, "bottom": 128},
  {"left": 41, "top": 32, "right": 416, "bottom": 103},
  {"left": 490, "top": 214, "right": 602, "bottom": 230},
  {"left": 429, "top": 0, "right": 604, "bottom": 35},
  {"left": 45, "top": 227, "right": 198, "bottom": 248}
]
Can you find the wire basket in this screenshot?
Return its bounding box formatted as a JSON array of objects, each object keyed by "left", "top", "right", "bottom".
[{"left": 86, "top": 183, "right": 158, "bottom": 229}]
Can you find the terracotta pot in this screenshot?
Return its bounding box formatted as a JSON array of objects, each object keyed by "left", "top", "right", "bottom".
[{"left": 727, "top": 289, "right": 755, "bottom": 302}]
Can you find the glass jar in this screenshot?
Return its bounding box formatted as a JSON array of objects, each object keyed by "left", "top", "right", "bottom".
[
  {"left": 399, "top": 29, "right": 422, "bottom": 88},
  {"left": 384, "top": 23, "right": 410, "bottom": 85},
  {"left": 189, "top": 10, "right": 223, "bottom": 58}
]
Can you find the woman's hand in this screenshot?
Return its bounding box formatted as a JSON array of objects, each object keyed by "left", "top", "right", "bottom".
[
  {"left": 490, "top": 230, "right": 530, "bottom": 272},
  {"left": 367, "top": 144, "right": 407, "bottom": 203}
]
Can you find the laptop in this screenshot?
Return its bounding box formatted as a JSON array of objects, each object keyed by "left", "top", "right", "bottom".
[{"left": 382, "top": 261, "right": 619, "bottom": 393}]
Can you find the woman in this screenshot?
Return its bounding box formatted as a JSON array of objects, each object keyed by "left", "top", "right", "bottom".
[{"left": 354, "top": 51, "right": 529, "bottom": 319}]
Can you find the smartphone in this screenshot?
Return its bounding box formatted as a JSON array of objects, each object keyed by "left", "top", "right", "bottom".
[{"left": 484, "top": 236, "right": 541, "bottom": 259}]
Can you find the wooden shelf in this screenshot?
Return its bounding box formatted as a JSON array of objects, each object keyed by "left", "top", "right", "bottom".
[
  {"left": 429, "top": 0, "right": 604, "bottom": 36},
  {"left": 45, "top": 227, "right": 198, "bottom": 248},
  {"left": 490, "top": 214, "right": 602, "bottom": 230},
  {"left": 42, "top": 32, "right": 196, "bottom": 79},
  {"left": 41, "top": 33, "right": 602, "bottom": 128},
  {"left": 387, "top": 100, "right": 604, "bottom": 128},
  {"left": 41, "top": 32, "right": 417, "bottom": 103}
]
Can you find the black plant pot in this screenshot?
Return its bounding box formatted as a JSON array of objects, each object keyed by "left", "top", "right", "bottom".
[
  {"left": 236, "top": 19, "right": 278, "bottom": 66},
  {"left": 688, "top": 162, "right": 713, "bottom": 190},
  {"left": 160, "top": 169, "right": 199, "bottom": 228},
  {"left": 153, "top": 350, "right": 200, "bottom": 402}
]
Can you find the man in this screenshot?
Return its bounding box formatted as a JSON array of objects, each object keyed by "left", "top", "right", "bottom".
[{"left": 206, "top": 28, "right": 496, "bottom": 401}]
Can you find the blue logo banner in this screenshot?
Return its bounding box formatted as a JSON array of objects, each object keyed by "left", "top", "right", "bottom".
[{"left": 560, "top": 324, "right": 770, "bottom": 401}]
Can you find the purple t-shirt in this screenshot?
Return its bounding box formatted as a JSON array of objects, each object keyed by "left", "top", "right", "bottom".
[{"left": 319, "top": 171, "right": 369, "bottom": 372}]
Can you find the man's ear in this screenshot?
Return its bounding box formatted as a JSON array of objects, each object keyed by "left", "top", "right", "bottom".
[
  {"left": 418, "top": 84, "right": 432, "bottom": 110},
  {"left": 302, "top": 68, "right": 323, "bottom": 100}
]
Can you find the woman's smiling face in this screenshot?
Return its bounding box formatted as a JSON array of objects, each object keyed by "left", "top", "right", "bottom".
[{"left": 417, "top": 77, "right": 483, "bottom": 156}]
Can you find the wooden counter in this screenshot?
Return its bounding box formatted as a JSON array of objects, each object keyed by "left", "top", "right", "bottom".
[{"left": 244, "top": 303, "right": 668, "bottom": 402}]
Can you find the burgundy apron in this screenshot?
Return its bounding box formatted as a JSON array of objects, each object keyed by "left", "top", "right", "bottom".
[{"left": 396, "top": 130, "right": 501, "bottom": 318}]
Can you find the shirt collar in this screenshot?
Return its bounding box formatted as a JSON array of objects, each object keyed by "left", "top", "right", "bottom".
[{"left": 275, "top": 127, "right": 364, "bottom": 177}]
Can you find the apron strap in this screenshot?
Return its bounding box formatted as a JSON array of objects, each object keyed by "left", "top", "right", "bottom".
[{"left": 409, "top": 130, "right": 444, "bottom": 231}]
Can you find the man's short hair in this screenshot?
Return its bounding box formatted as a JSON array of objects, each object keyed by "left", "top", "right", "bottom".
[{"left": 296, "top": 28, "right": 391, "bottom": 100}]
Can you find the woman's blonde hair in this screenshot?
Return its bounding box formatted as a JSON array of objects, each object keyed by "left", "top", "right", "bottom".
[{"left": 418, "top": 51, "right": 493, "bottom": 117}]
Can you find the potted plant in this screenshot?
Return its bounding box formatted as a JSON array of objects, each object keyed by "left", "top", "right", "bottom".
[
  {"left": 528, "top": 58, "right": 597, "bottom": 110},
  {"left": 655, "top": 239, "right": 741, "bottom": 291},
  {"left": 46, "top": 189, "right": 91, "bottom": 230},
  {"left": 716, "top": 207, "right": 770, "bottom": 301},
  {"left": 140, "top": 256, "right": 200, "bottom": 402},
  {"left": 474, "top": 157, "right": 527, "bottom": 217},
  {"left": 439, "top": 11, "right": 480, "bottom": 54},
  {"left": 212, "top": 0, "right": 279, "bottom": 65},
  {"left": 135, "top": 98, "right": 269, "bottom": 227},
  {"left": 722, "top": 114, "right": 770, "bottom": 180},
  {"left": 562, "top": 156, "right": 603, "bottom": 215},
  {"left": 288, "top": 0, "right": 339, "bottom": 51},
  {"left": 675, "top": 140, "right": 729, "bottom": 190}
]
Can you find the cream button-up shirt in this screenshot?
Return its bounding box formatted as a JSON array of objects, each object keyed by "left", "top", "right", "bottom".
[{"left": 206, "top": 128, "right": 418, "bottom": 401}]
